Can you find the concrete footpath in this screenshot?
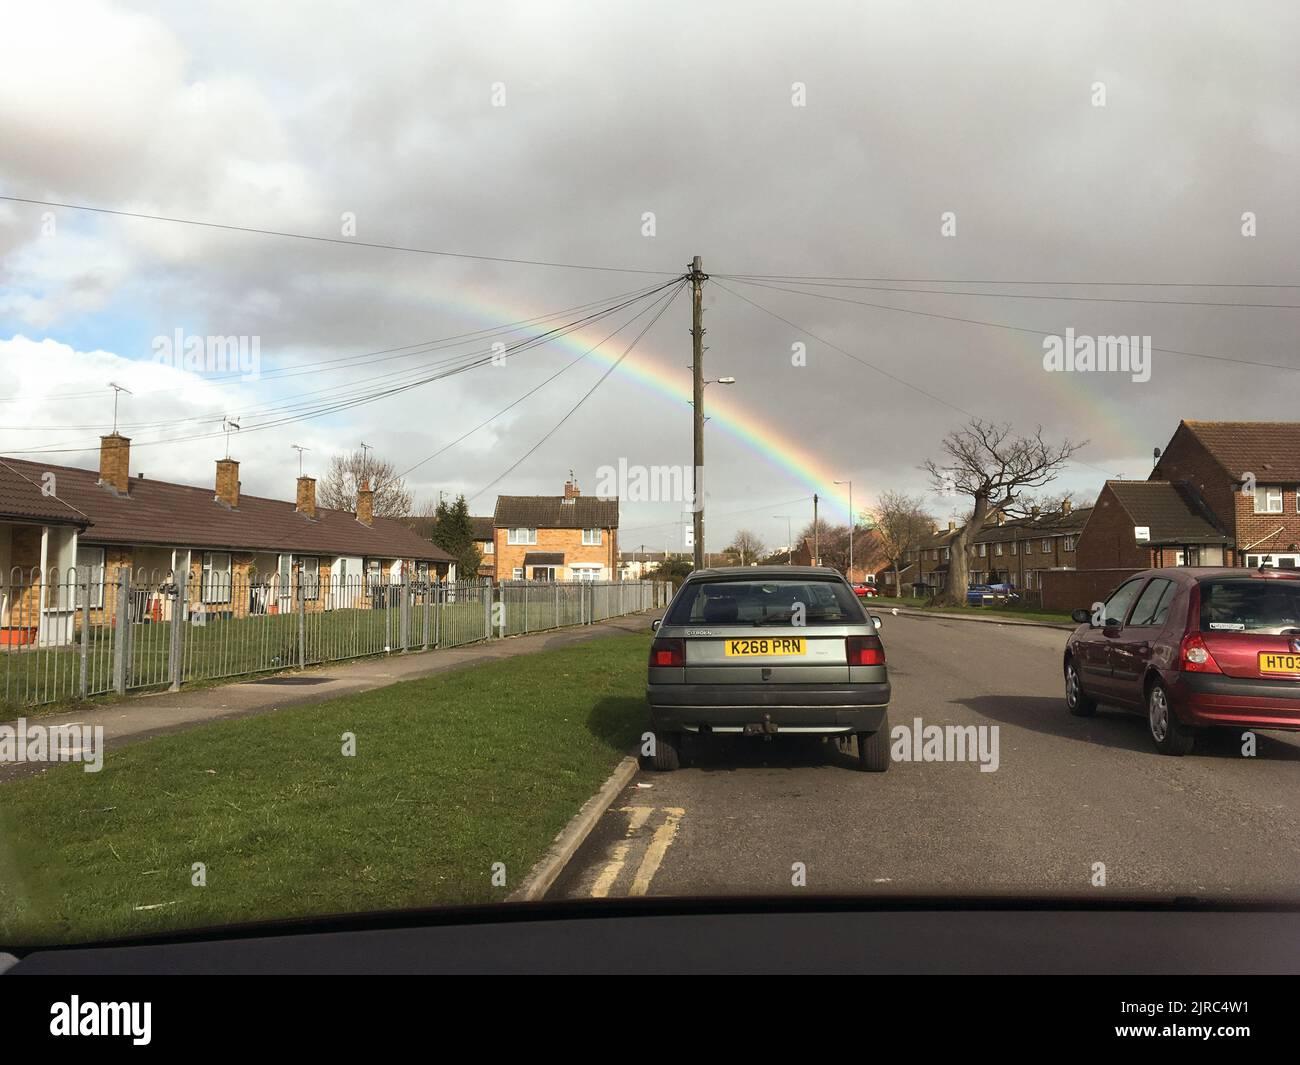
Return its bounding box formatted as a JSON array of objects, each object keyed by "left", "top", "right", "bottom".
[{"left": 1, "top": 612, "right": 657, "bottom": 783}]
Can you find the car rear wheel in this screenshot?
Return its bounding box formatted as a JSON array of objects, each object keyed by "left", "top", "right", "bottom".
[
  {"left": 1147, "top": 681, "right": 1194, "bottom": 756},
  {"left": 857, "top": 715, "right": 891, "bottom": 772},
  {"left": 1065, "top": 659, "right": 1097, "bottom": 717},
  {"left": 644, "top": 730, "right": 681, "bottom": 771}
]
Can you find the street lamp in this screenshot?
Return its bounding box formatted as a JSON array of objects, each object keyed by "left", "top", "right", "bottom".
[
  {"left": 773, "top": 515, "right": 793, "bottom": 564},
  {"left": 834, "top": 479, "right": 853, "bottom": 577}
]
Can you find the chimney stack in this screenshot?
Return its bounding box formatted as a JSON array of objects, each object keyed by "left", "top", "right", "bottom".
[
  {"left": 98, "top": 433, "right": 131, "bottom": 495},
  {"left": 996, "top": 511, "right": 1005, "bottom": 526},
  {"left": 1062, "top": 499, "right": 1072, "bottom": 515},
  {"left": 947, "top": 520, "right": 955, "bottom": 531},
  {"left": 1031, "top": 505, "right": 1041, "bottom": 519},
  {"left": 564, "top": 479, "right": 580, "bottom": 499},
  {"left": 356, "top": 480, "right": 374, "bottom": 526},
  {"left": 215, "top": 458, "right": 240, "bottom": 509},
  {"left": 296, "top": 475, "right": 317, "bottom": 519}
]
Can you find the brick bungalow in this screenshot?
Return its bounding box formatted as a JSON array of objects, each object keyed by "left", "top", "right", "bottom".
[
  {"left": 492, "top": 480, "right": 618, "bottom": 581},
  {"left": 0, "top": 433, "right": 454, "bottom": 644}
]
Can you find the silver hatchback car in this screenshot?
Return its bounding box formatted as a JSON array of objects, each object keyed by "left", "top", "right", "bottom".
[{"left": 645, "top": 566, "right": 891, "bottom": 772}]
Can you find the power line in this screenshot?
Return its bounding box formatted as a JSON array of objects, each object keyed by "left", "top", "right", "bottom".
[
  {"left": 719, "top": 271, "right": 1300, "bottom": 289},
  {"left": 0, "top": 195, "right": 683, "bottom": 277},
  {"left": 712, "top": 274, "right": 1300, "bottom": 310},
  {"left": 468, "top": 281, "right": 686, "bottom": 501},
  {"left": 718, "top": 275, "right": 1300, "bottom": 374},
  {"left": 710, "top": 278, "right": 1120, "bottom": 480}
]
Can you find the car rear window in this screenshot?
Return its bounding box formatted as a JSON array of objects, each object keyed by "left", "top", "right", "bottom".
[
  {"left": 666, "top": 578, "right": 866, "bottom": 625},
  {"left": 1199, "top": 579, "right": 1300, "bottom": 634}
]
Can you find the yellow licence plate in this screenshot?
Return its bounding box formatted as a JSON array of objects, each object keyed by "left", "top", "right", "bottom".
[
  {"left": 724, "top": 637, "right": 806, "bottom": 657},
  {"left": 1259, "top": 652, "right": 1300, "bottom": 675}
]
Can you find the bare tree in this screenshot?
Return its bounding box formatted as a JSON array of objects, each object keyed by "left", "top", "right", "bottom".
[
  {"left": 727, "top": 529, "right": 766, "bottom": 566},
  {"left": 318, "top": 448, "right": 413, "bottom": 517},
  {"left": 923, "top": 420, "right": 1086, "bottom": 606},
  {"left": 798, "top": 519, "right": 852, "bottom": 573},
  {"left": 869, "top": 491, "right": 934, "bottom": 598}
]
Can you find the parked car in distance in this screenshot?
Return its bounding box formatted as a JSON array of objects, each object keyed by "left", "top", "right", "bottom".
[
  {"left": 852, "top": 581, "right": 878, "bottom": 599},
  {"left": 646, "top": 566, "right": 891, "bottom": 772},
  {"left": 966, "top": 583, "right": 1019, "bottom": 607},
  {"left": 1064, "top": 566, "right": 1300, "bottom": 755}
]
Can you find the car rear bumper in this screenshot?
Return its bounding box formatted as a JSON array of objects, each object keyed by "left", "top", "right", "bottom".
[
  {"left": 646, "top": 682, "right": 890, "bottom": 734},
  {"left": 1169, "top": 673, "right": 1300, "bottom": 731}
]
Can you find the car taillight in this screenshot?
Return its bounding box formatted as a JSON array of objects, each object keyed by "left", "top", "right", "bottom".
[
  {"left": 650, "top": 637, "right": 685, "bottom": 667},
  {"left": 1179, "top": 631, "right": 1222, "bottom": 674},
  {"left": 846, "top": 634, "right": 885, "bottom": 666}
]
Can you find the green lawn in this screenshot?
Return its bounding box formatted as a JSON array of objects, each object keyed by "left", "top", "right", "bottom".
[
  {"left": 0, "top": 630, "right": 652, "bottom": 946},
  {"left": 886, "top": 595, "right": 1073, "bottom": 624}
]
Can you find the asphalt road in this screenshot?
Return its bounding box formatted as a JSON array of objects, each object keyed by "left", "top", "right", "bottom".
[{"left": 551, "top": 613, "right": 1300, "bottom": 901}]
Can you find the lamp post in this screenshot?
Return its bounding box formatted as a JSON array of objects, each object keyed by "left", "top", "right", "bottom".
[{"left": 834, "top": 479, "right": 853, "bottom": 578}]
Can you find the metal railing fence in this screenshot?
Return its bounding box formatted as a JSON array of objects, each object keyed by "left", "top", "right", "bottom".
[{"left": 0, "top": 568, "right": 667, "bottom": 710}]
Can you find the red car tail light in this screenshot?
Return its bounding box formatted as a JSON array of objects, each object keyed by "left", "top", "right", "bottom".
[
  {"left": 650, "top": 637, "right": 685, "bottom": 667},
  {"left": 846, "top": 634, "right": 885, "bottom": 666},
  {"left": 1179, "top": 631, "right": 1222, "bottom": 674}
]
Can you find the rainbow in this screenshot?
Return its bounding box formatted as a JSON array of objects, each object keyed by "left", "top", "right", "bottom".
[{"left": 444, "top": 286, "right": 856, "bottom": 523}]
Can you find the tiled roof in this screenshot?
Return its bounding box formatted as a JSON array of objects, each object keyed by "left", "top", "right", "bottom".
[
  {"left": 494, "top": 495, "right": 619, "bottom": 529},
  {"left": 470, "top": 515, "right": 494, "bottom": 541},
  {"left": 972, "top": 506, "right": 1093, "bottom": 543},
  {"left": 1182, "top": 420, "right": 1300, "bottom": 482},
  {"left": 522, "top": 551, "right": 565, "bottom": 566},
  {"left": 0, "top": 459, "right": 90, "bottom": 526},
  {"left": 1105, "top": 480, "right": 1229, "bottom": 544},
  {"left": 0, "top": 456, "right": 453, "bottom": 561}
]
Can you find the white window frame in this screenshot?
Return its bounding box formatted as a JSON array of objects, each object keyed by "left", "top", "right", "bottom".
[
  {"left": 507, "top": 528, "right": 537, "bottom": 545},
  {"left": 201, "top": 551, "right": 232, "bottom": 604},
  {"left": 570, "top": 564, "right": 602, "bottom": 582},
  {"left": 299, "top": 556, "right": 320, "bottom": 600},
  {"left": 1063, "top": 537, "right": 1075, "bottom": 552},
  {"left": 1042, "top": 538, "right": 1052, "bottom": 552},
  {"left": 978, "top": 543, "right": 987, "bottom": 557},
  {"left": 581, "top": 528, "right": 602, "bottom": 546},
  {"left": 1255, "top": 486, "right": 1283, "bottom": 514},
  {"left": 994, "top": 543, "right": 1003, "bottom": 556},
  {"left": 1010, "top": 540, "right": 1017, "bottom": 555},
  {"left": 482, "top": 539, "right": 494, "bottom": 554},
  {"left": 512, "top": 567, "right": 524, "bottom": 579}
]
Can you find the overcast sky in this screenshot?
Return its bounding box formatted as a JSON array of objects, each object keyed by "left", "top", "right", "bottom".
[{"left": 2, "top": 0, "right": 1297, "bottom": 552}]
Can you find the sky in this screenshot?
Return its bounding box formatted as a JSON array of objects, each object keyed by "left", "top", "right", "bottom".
[{"left": 1, "top": 0, "right": 1298, "bottom": 554}]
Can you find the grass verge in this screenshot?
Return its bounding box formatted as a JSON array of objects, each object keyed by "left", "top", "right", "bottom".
[
  {"left": 886, "top": 596, "right": 1073, "bottom": 624},
  {"left": 0, "top": 630, "right": 651, "bottom": 946}
]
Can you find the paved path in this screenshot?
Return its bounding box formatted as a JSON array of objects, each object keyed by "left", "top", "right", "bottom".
[
  {"left": 553, "top": 613, "right": 1300, "bottom": 901},
  {"left": 1, "top": 612, "right": 656, "bottom": 783}
]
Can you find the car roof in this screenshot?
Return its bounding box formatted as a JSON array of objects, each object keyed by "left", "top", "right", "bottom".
[
  {"left": 687, "top": 565, "right": 847, "bottom": 581},
  {"left": 1138, "top": 566, "right": 1300, "bottom": 582}
]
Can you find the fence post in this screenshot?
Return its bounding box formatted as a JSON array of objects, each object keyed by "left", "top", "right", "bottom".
[
  {"left": 483, "top": 581, "right": 491, "bottom": 640},
  {"left": 79, "top": 572, "right": 91, "bottom": 698},
  {"left": 422, "top": 581, "right": 431, "bottom": 651},
  {"left": 400, "top": 579, "right": 410, "bottom": 652},
  {"left": 168, "top": 577, "right": 184, "bottom": 692},
  {"left": 523, "top": 582, "right": 529, "bottom": 634},
  {"left": 435, "top": 582, "right": 443, "bottom": 648},
  {"left": 297, "top": 579, "right": 306, "bottom": 669},
  {"left": 554, "top": 582, "right": 559, "bottom": 631},
  {"left": 112, "top": 570, "right": 131, "bottom": 695}
]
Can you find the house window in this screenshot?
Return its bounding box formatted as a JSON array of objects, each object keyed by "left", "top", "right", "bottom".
[
  {"left": 1247, "top": 553, "right": 1300, "bottom": 569},
  {"left": 1010, "top": 541, "right": 1017, "bottom": 555},
  {"left": 201, "top": 552, "right": 232, "bottom": 604},
  {"left": 978, "top": 543, "right": 987, "bottom": 557},
  {"left": 1025, "top": 541, "right": 1033, "bottom": 554},
  {"left": 571, "top": 565, "right": 602, "bottom": 582},
  {"left": 299, "top": 556, "right": 320, "bottom": 599},
  {"left": 1042, "top": 538, "right": 1051, "bottom": 552},
  {"left": 512, "top": 567, "right": 524, "bottom": 579},
  {"left": 483, "top": 540, "right": 494, "bottom": 554},
  {"left": 75, "top": 545, "right": 106, "bottom": 609},
  {"left": 994, "top": 543, "right": 1003, "bottom": 556},
  {"left": 1255, "top": 487, "right": 1283, "bottom": 514},
  {"left": 1063, "top": 537, "right": 1075, "bottom": 552},
  {"left": 582, "top": 528, "right": 602, "bottom": 546},
  {"left": 507, "top": 528, "right": 537, "bottom": 545},
  {"left": 942, "top": 547, "right": 949, "bottom": 561}
]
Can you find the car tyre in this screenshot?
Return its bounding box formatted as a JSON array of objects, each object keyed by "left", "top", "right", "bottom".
[
  {"left": 857, "top": 716, "right": 891, "bottom": 772},
  {"left": 644, "top": 730, "right": 681, "bottom": 771},
  {"left": 1065, "top": 658, "right": 1097, "bottom": 717},
  {"left": 1147, "top": 680, "right": 1195, "bottom": 756}
]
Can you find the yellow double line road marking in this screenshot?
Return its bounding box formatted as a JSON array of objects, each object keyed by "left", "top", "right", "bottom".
[{"left": 588, "top": 806, "right": 684, "bottom": 898}]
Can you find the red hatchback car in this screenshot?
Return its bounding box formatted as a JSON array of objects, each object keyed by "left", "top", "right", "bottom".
[{"left": 1064, "top": 567, "right": 1300, "bottom": 755}]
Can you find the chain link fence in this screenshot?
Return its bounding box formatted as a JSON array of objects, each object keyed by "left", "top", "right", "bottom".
[{"left": 0, "top": 568, "right": 669, "bottom": 711}]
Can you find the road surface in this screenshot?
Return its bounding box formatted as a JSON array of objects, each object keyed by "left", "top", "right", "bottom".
[{"left": 552, "top": 613, "right": 1300, "bottom": 900}]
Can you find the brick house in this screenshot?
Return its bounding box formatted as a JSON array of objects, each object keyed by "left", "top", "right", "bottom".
[
  {"left": 492, "top": 480, "right": 619, "bottom": 581},
  {"left": 470, "top": 516, "right": 496, "bottom": 578},
  {"left": 967, "top": 502, "right": 1092, "bottom": 592},
  {"left": 0, "top": 433, "right": 454, "bottom": 645}
]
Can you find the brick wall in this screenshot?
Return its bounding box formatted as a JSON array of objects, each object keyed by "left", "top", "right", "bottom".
[
  {"left": 1151, "top": 424, "right": 1236, "bottom": 539},
  {"left": 1041, "top": 568, "right": 1141, "bottom": 613},
  {"left": 1075, "top": 484, "right": 1155, "bottom": 570},
  {"left": 494, "top": 527, "right": 616, "bottom": 580}
]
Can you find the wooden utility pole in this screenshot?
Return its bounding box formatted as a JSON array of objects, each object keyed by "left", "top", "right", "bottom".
[
  {"left": 689, "top": 255, "right": 707, "bottom": 570},
  {"left": 813, "top": 493, "right": 819, "bottom": 566}
]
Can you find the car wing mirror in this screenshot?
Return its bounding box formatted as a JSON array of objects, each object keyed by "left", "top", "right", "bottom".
[
  {"left": 870, "top": 614, "right": 883, "bottom": 629},
  {"left": 1071, "top": 608, "right": 1091, "bottom": 625},
  {"left": 650, "top": 618, "right": 661, "bottom": 632}
]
